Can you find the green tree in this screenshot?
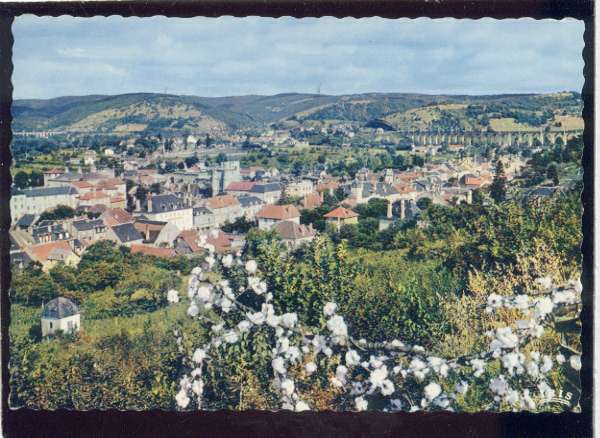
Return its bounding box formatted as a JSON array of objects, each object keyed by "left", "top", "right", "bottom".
[
  {"left": 11, "top": 262, "right": 60, "bottom": 306},
  {"left": 547, "top": 163, "right": 560, "bottom": 186},
  {"left": 13, "top": 171, "right": 30, "bottom": 189},
  {"left": 489, "top": 159, "right": 507, "bottom": 203}
]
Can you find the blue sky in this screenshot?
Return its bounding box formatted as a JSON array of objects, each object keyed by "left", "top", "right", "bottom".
[{"left": 13, "top": 16, "right": 584, "bottom": 99}]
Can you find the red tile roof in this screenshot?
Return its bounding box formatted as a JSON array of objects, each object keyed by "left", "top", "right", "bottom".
[
  {"left": 178, "top": 230, "right": 203, "bottom": 253},
  {"left": 300, "top": 192, "right": 323, "bottom": 209},
  {"left": 206, "top": 195, "right": 240, "bottom": 210},
  {"left": 273, "top": 221, "right": 315, "bottom": 240},
  {"left": 256, "top": 204, "right": 300, "bottom": 220},
  {"left": 225, "top": 181, "right": 255, "bottom": 192},
  {"left": 29, "top": 240, "right": 74, "bottom": 263},
  {"left": 324, "top": 206, "right": 358, "bottom": 219}
]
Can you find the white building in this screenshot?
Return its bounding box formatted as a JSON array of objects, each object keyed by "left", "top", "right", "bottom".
[
  {"left": 138, "top": 194, "right": 194, "bottom": 231},
  {"left": 256, "top": 204, "right": 300, "bottom": 230},
  {"left": 41, "top": 297, "right": 81, "bottom": 337},
  {"left": 285, "top": 180, "right": 315, "bottom": 198},
  {"left": 10, "top": 186, "right": 79, "bottom": 225}
]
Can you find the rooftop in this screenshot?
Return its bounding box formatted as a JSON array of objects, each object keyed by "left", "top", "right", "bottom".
[
  {"left": 324, "top": 206, "right": 359, "bottom": 219},
  {"left": 256, "top": 204, "right": 300, "bottom": 220},
  {"left": 42, "top": 297, "right": 80, "bottom": 319}
]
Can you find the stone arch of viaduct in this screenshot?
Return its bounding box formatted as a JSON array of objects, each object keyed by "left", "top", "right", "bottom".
[{"left": 404, "top": 129, "right": 583, "bottom": 148}]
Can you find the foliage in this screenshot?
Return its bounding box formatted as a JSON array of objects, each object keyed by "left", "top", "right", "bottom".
[{"left": 38, "top": 205, "right": 76, "bottom": 222}]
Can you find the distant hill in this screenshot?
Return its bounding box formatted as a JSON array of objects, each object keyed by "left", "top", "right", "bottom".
[{"left": 12, "top": 91, "right": 583, "bottom": 134}]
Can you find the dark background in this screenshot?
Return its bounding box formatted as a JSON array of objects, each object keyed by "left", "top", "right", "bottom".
[{"left": 0, "top": 1, "right": 594, "bottom": 436}]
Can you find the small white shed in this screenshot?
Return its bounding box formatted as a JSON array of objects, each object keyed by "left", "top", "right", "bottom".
[{"left": 41, "top": 297, "right": 81, "bottom": 337}]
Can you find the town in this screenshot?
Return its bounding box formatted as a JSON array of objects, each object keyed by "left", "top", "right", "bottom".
[{"left": 10, "top": 120, "right": 581, "bottom": 282}]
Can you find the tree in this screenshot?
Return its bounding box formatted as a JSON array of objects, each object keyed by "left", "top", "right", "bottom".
[
  {"left": 490, "top": 159, "right": 507, "bottom": 203},
  {"left": 39, "top": 205, "right": 76, "bottom": 221},
  {"left": 547, "top": 163, "right": 560, "bottom": 186},
  {"left": 216, "top": 153, "right": 228, "bottom": 165},
  {"left": 416, "top": 197, "right": 433, "bottom": 211},
  {"left": 13, "top": 171, "right": 30, "bottom": 189}
]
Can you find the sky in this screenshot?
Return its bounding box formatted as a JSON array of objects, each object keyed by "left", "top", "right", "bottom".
[{"left": 12, "top": 16, "right": 584, "bottom": 99}]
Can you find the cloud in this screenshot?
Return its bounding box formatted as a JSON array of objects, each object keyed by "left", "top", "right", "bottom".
[{"left": 12, "top": 16, "right": 584, "bottom": 99}]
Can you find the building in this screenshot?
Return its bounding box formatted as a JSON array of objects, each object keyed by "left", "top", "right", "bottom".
[
  {"left": 28, "top": 240, "right": 80, "bottom": 271},
  {"left": 256, "top": 204, "right": 300, "bottom": 230},
  {"left": 138, "top": 194, "right": 194, "bottom": 231},
  {"left": 273, "top": 221, "right": 316, "bottom": 250},
  {"left": 101, "top": 208, "right": 133, "bottom": 227},
  {"left": 324, "top": 207, "right": 359, "bottom": 229},
  {"left": 193, "top": 206, "right": 216, "bottom": 230},
  {"left": 41, "top": 297, "right": 81, "bottom": 337},
  {"left": 285, "top": 180, "right": 315, "bottom": 198},
  {"left": 107, "top": 223, "right": 144, "bottom": 247},
  {"left": 204, "top": 195, "right": 242, "bottom": 228},
  {"left": 300, "top": 192, "right": 323, "bottom": 210},
  {"left": 238, "top": 195, "right": 265, "bottom": 220},
  {"left": 225, "top": 181, "right": 256, "bottom": 196},
  {"left": 69, "top": 218, "right": 108, "bottom": 246},
  {"left": 249, "top": 182, "right": 283, "bottom": 204},
  {"left": 175, "top": 230, "right": 204, "bottom": 255},
  {"left": 211, "top": 161, "right": 241, "bottom": 195},
  {"left": 10, "top": 186, "right": 78, "bottom": 224}
]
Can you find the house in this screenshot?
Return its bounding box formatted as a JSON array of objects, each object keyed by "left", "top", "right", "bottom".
[
  {"left": 300, "top": 192, "right": 323, "bottom": 210},
  {"left": 201, "top": 230, "right": 245, "bottom": 254},
  {"left": 31, "top": 222, "right": 71, "bottom": 244},
  {"left": 138, "top": 194, "right": 194, "bottom": 231},
  {"left": 101, "top": 207, "right": 133, "bottom": 227},
  {"left": 175, "top": 230, "right": 204, "bottom": 255},
  {"left": 15, "top": 213, "right": 36, "bottom": 231},
  {"left": 249, "top": 182, "right": 282, "bottom": 204},
  {"left": 134, "top": 217, "right": 181, "bottom": 247},
  {"left": 225, "top": 181, "right": 256, "bottom": 196},
  {"left": 130, "top": 244, "right": 177, "bottom": 258},
  {"left": 273, "top": 221, "right": 316, "bottom": 250},
  {"left": 41, "top": 297, "right": 81, "bottom": 337},
  {"left": 10, "top": 186, "right": 78, "bottom": 224},
  {"left": 70, "top": 218, "right": 108, "bottom": 246},
  {"left": 204, "top": 195, "right": 242, "bottom": 227},
  {"left": 28, "top": 240, "right": 80, "bottom": 271},
  {"left": 107, "top": 223, "right": 144, "bottom": 247},
  {"left": 324, "top": 207, "right": 359, "bottom": 229},
  {"left": 193, "top": 206, "right": 216, "bottom": 230},
  {"left": 285, "top": 180, "right": 315, "bottom": 198},
  {"left": 316, "top": 181, "right": 340, "bottom": 196},
  {"left": 238, "top": 195, "right": 265, "bottom": 220},
  {"left": 256, "top": 204, "right": 300, "bottom": 230}
]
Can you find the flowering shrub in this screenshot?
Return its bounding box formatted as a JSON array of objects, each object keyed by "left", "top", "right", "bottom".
[{"left": 171, "top": 239, "right": 582, "bottom": 412}]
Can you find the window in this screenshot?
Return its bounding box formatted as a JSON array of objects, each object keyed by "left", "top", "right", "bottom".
[{"left": 49, "top": 322, "right": 53, "bottom": 329}]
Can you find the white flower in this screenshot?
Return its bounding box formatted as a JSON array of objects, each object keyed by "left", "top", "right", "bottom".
[
  {"left": 167, "top": 289, "right": 179, "bottom": 304},
  {"left": 176, "top": 388, "right": 190, "bottom": 409},
  {"left": 223, "top": 331, "right": 239, "bottom": 344},
  {"left": 505, "top": 389, "right": 520, "bottom": 406},
  {"left": 280, "top": 378, "right": 295, "bottom": 396},
  {"left": 245, "top": 260, "right": 258, "bottom": 274},
  {"left": 534, "top": 297, "right": 554, "bottom": 319},
  {"left": 540, "top": 355, "right": 553, "bottom": 374},
  {"left": 526, "top": 361, "right": 540, "bottom": 379},
  {"left": 295, "top": 401, "right": 310, "bottom": 411},
  {"left": 247, "top": 311, "right": 266, "bottom": 325},
  {"left": 266, "top": 313, "right": 281, "bottom": 327},
  {"left": 369, "top": 366, "right": 388, "bottom": 387},
  {"left": 197, "top": 286, "right": 211, "bottom": 302},
  {"left": 491, "top": 327, "right": 519, "bottom": 350},
  {"left": 354, "top": 396, "right": 368, "bottom": 411},
  {"left": 486, "top": 293, "right": 503, "bottom": 312},
  {"left": 191, "top": 266, "right": 202, "bottom": 277},
  {"left": 489, "top": 376, "right": 509, "bottom": 396},
  {"left": 556, "top": 353, "right": 566, "bottom": 364},
  {"left": 323, "top": 302, "right": 337, "bottom": 316},
  {"left": 514, "top": 294, "right": 529, "bottom": 310},
  {"left": 272, "top": 357, "right": 287, "bottom": 375},
  {"left": 424, "top": 382, "right": 442, "bottom": 401},
  {"left": 523, "top": 389, "right": 536, "bottom": 410},
  {"left": 335, "top": 365, "right": 348, "bottom": 385},
  {"left": 454, "top": 381, "right": 469, "bottom": 396},
  {"left": 502, "top": 352, "right": 523, "bottom": 376},
  {"left": 237, "top": 320, "right": 251, "bottom": 333},
  {"left": 221, "top": 254, "right": 233, "bottom": 268},
  {"left": 535, "top": 276, "right": 553, "bottom": 290},
  {"left": 326, "top": 315, "right": 348, "bottom": 338},
  {"left": 191, "top": 379, "right": 204, "bottom": 396},
  {"left": 281, "top": 313, "right": 298, "bottom": 329},
  {"left": 192, "top": 348, "right": 207, "bottom": 364},
  {"left": 345, "top": 349, "right": 361, "bottom": 366},
  {"left": 570, "top": 355, "right": 582, "bottom": 371},
  {"left": 380, "top": 379, "right": 395, "bottom": 396},
  {"left": 187, "top": 302, "right": 199, "bottom": 317},
  {"left": 305, "top": 362, "right": 317, "bottom": 374}
]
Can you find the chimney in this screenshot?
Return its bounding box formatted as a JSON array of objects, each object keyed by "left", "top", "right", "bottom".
[
  {"left": 387, "top": 200, "right": 393, "bottom": 219},
  {"left": 135, "top": 198, "right": 141, "bottom": 211},
  {"left": 147, "top": 196, "right": 153, "bottom": 213}
]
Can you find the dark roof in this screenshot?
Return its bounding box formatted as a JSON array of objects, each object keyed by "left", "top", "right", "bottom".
[
  {"left": 250, "top": 182, "right": 282, "bottom": 194},
  {"left": 148, "top": 194, "right": 188, "bottom": 213},
  {"left": 352, "top": 181, "right": 398, "bottom": 198},
  {"left": 12, "top": 186, "right": 77, "bottom": 197},
  {"left": 134, "top": 216, "right": 167, "bottom": 226},
  {"left": 41, "top": 297, "right": 80, "bottom": 319},
  {"left": 72, "top": 219, "right": 105, "bottom": 231},
  {"left": 111, "top": 223, "right": 143, "bottom": 243},
  {"left": 16, "top": 214, "right": 36, "bottom": 227},
  {"left": 528, "top": 187, "right": 557, "bottom": 198},
  {"left": 238, "top": 195, "right": 264, "bottom": 208},
  {"left": 10, "top": 250, "right": 32, "bottom": 266}
]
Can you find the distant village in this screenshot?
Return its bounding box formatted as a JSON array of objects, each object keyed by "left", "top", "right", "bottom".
[{"left": 9, "top": 127, "right": 534, "bottom": 280}]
